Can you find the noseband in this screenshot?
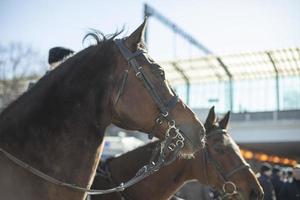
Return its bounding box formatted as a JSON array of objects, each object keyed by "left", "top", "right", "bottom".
[
  {"left": 203, "top": 129, "right": 250, "bottom": 199},
  {"left": 114, "top": 39, "right": 197, "bottom": 152}
]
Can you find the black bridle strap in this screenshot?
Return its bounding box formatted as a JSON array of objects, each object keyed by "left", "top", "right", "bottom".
[
  {"left": 114, "top": 39, "right": 146, "bottom": 61},
  {"left": 166, "top": 95, "right": 179, "bottom": 112},
  {"left": 114, "top": 70, "right": 129, "bottom": 106},
  {"left": 205, "top": 145, "right": 250, "bottom": 182},
  {"left": 202, "top": 147, "right": 210, "bottom": 186},
  {"left": 225, "top": 164, "right": 250, "bottom": 180},
  {"left": 136, "top": 66, "right": 175, "bottom": 115},
  {"left": 114, "top": 39, "right": 178, "bottom": 117},
  {"left": 204, "top": 148, "right": 226, "bottom": 183}
]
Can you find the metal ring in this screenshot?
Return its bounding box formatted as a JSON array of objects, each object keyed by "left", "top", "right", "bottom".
[
  {"left": 222, "top": 181, "right": 237, "bottom": 195},
  {"left": 172, "top": 132, "right": 179, "bottom": 139},
  {"left": 176, "top": 140, "right": 184, "bottom": 148},
  {"left": 156, "top": 117, "right": 163, "bottom": 125},
  {"left": 168, "top": 143, "right": 176, "bottom": 151},
  {"left": 168, "top": 128, "right": 178, "bottom": 139},
  {"left": 168, "top": 120, "right": 175, "bottom": 127},
  {"left": 177, "top": 133, "right": 184, "bottom": 141}
]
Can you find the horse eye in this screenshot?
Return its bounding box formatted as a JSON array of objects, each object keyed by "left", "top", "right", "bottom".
[
  {"left": 160, "top": 71, "right": 165, "bottom": 79},
  {"left": 148, "top": 57, "right": 154, "bottom": 62},
  {"left": 214, "top": 144, "right": 225, "bottom": 154}
]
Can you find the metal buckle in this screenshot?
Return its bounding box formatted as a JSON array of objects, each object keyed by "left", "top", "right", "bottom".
[
  {"left": 168, "top": 143, "right": 176, "bottom": 151},
  {"left": 135, "top": 67, "right": 143, "bottom": 78},
  {"left": 162, "top": 112, "right": 169, "bottom": 117},
  {"left": 222, "top": 181, "right": 237, "bottom": 195},
  {"left": 136, "top": 71, "right": 141, "bottom": 78},
  {"left": 176, "top": 140, "right": 184, "bottom": 148}
]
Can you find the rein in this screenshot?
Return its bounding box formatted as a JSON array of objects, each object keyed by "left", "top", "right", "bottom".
[
  {"left": 203, "top": 129, "right": 250, "bottom": 199},
  {"left": 0, "top": 124, "right": 184, "bottom": 196}
]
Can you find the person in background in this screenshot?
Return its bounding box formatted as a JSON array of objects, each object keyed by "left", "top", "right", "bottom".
[
  {"left": 279, "top": 165, "right": 300, "bottom": 200},
  {"left": 282, "top": 168, "right": 293, "bottom": 183},
  {"left": 271, "top": 165, "right": 284, "bottom": 199},
  {"left": 27, "top": 47, "right": 74, "bottom": 89},
  {"left": 48, "top": 47, "right": 74, "bottom": 70},
  {"left": 258, "top": 163, "right": 276, "bottom": 200},
  {"left": 287, "top": 169, "right": 294, "bottom": 183}
]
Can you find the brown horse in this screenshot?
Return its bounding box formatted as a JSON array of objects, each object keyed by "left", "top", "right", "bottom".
[
  {"left": 0, "top": 20, "right": 205, "bottom": 200},
  {"left": 91, "top": 107, "right": 263, "bottom": 200}
]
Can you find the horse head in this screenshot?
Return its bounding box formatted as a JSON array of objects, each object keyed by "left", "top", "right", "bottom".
[
  {"left": 110, "top": 20, "right": 206, "bottom": 156},
  {"left": 191, "top": 107, "right": 264, "bottom": 200}
]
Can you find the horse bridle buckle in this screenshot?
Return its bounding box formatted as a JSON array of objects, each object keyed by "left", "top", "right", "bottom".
[
  {"left": 155, "top": 117, "right": 163, "bottom": 125},
  {"left": 162, "top": 111, "right": 169, "bottom": 117},
  {"left": 168, "top": 143, "right": 176, "bottom": 151},
  {"left": 222, "top": 181, "right": 237, "bottom": 195},
  {"left": 166, "top": 122, "right": 185, "bottom": 151}
]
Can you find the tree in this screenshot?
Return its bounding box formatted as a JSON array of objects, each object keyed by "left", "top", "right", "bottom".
[{"left": 0, "top": 42, "right": 46, "bottom": 109}]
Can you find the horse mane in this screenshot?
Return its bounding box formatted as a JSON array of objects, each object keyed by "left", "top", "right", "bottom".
[
  {"left": 83, "top": 29, "right": 123, "bottom": 45},
  {"left": 0, "top": 29, "right": 122, "bottom": 147}
]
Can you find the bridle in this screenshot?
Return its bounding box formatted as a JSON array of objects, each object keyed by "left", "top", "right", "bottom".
[
  {"left": 203, "top": 129, "right": 250, "bottom": 199},
  {"left": 113, "top": 38, "right": 199, "bottom": 151}
]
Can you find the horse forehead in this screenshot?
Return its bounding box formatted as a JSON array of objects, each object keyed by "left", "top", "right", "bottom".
[
  {"left": 209, "top": 133, "right": 240, "bottom": 153},
  {"left": 220, "top": 135, "right": 240, "bottom": 152},
  {"left": 138, "top": 53, "right": 156, "bottom": 65},
  {"left": 207, "top": 128, "right": 225, "bottom": 141},
  {"left": 226, "top": 136, "right": 240, "bottom": 152}
]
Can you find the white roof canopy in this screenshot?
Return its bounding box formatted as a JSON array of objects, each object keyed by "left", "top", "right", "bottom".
[{"left": 159, "top": 47, "right": 300, "bottom": 85}]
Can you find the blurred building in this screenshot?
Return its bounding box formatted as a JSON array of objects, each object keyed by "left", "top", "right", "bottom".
[{"left": 161, "top": 47, "right": 300, "bottom": 166}]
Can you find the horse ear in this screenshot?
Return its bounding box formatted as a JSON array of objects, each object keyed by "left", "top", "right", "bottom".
[
  {"left": 219, "top": 111, "right": 230, "bottom": 129},
  {"left": 204, "top": 106, "right": 217, "bottom": 129},
  {"left": 125, "top": 19, "right": 147, "bottom": 51}
]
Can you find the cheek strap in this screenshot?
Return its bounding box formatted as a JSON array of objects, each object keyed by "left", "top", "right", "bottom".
[{"left": 114, "top": 70, "right": 129, "bottom": 106}]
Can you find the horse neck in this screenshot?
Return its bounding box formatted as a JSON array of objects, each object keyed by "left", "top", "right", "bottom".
[
  {"left": 108, "top": 142, "right": 158, "bottom": 182},
  {"left": 106, "top": 141, "right": 195, "bottom": 200},
  {"left": 0, "top": 46, "right": 116, "bottom": 195},
  {"left": 101, "top": 144, "right": 213, "bottom": 200}
]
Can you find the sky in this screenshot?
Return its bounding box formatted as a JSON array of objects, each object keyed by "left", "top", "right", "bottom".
[
  {"left": 1, "top": 0, "right": 300, "bottom": 62},
  {"left": 1, "top": 0, "right": 300, "bottom": 112}
]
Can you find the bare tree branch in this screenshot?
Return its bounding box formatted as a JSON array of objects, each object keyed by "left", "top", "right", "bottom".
[{"left": 0, "top": 42, "right": 46, "bottom": 109}]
